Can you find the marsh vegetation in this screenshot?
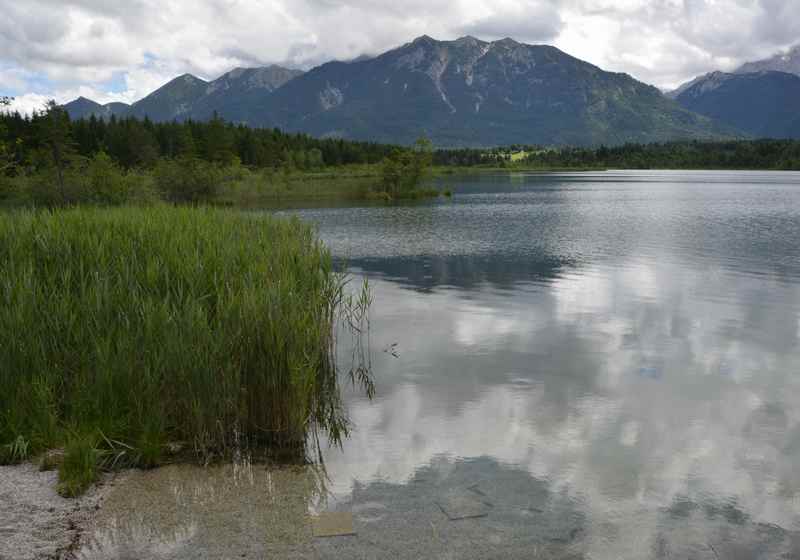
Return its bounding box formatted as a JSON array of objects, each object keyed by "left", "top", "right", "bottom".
[{"left": 0, "top": 206, "right": 372, "bottom": 496}]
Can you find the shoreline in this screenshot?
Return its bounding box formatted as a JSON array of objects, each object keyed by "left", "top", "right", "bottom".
[{"left": 0, "top": 463, "right": 124, "bottom": 560}]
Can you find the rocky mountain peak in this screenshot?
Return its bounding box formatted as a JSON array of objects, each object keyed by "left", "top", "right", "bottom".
[
  {"left": 65, "top": 34, "right": 731, "bottom": 146},
  {"left": 177, "top": 73, "right": 206, "bottom": 85},
  {"left": 412, "top": 34, "right": 435, "bottom": 44},
  {"left": 493, "top": 37, "right": 520, "bottom": 46},
  {"left": 453, "top": 36, "right": 483, "bottom": 46},
  {"left": 735, "top": 44, "right": 800, "bottom": 76}
]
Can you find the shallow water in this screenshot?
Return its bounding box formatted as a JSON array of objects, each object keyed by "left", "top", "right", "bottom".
[{"left": 80, "top": 171, "right": 800, "bottom": 558}]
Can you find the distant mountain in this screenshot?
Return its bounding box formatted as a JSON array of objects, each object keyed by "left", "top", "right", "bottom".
[
  {"left": 65, "top": 36, "right": 730, "bottom": 146},
  {"left": 65, "top": 65, "right": 303, "bottom": 123},
  {"left": 672, "top": 71, "right": 800, "bottom": 139},
  {"left": 190, "top": 66, "right": 304, "bottom": 121},
  {"left": 250, "top": 36, "right": 729, "bottom": 146},
  {"left": 64, "top": 97, "right": 130, "bottom": 120},
  {"left": 128, "top": 73, "right": 209, "bottom": 122},
  {"left": 736, "top": 44, "right": 800, "bottom": 77}
]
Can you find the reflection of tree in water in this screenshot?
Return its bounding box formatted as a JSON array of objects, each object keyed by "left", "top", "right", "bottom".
[
  {"left": 346, "top": 253, "right": 577, "bottom": 292},
  {"left": 657, "top": 495, "right": 800, "bottom": 559}
]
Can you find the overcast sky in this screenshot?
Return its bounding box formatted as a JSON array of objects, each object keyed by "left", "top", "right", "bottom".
[{"left": 2, "top": 0, "right": 799, "bottom": 114}]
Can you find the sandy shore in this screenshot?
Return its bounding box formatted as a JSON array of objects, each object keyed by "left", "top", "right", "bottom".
[{"left": 0, "top": 464, "right": 122, "bottom": 560}]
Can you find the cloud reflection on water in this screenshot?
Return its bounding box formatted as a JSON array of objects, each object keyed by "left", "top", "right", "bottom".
[{"left": 323, "top": 253, "right": 800, "bottom": 557}]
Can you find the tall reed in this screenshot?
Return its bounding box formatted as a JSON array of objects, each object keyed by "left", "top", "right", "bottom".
[{"left": 0, "top": 206, "right": 371, "bottom": 472}]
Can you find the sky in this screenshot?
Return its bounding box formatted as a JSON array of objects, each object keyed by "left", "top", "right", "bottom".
[{"left": 1, "top": 0, "right": 799, "bottom": 114}]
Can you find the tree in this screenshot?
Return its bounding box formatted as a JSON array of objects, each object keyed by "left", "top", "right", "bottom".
[
  {"left": 410, "top": 137, "right": 433, "bottom": 185},
  {"left": 0, "top": 97, "right": 16, "bottom": 172},
  {"left": 38, "top": 100, "right": 74, "bottom": 203},
  {"left": 379, "top": 137, "right": 433, "bottom": 197},
  {"left": 202, "top": 113, "right": 235, "bottom": 165},
  {"left": 307, "top": 148, "right": 324, "bottom": 170}
]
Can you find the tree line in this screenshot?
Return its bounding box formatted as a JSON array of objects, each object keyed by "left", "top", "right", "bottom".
[
  {"left": 435, "top": 140, "right": 800, "bottom": 170},
  {"left": 4, "top": 98, "right": 799, "bottom": 206},
  {"left": 0, "top": 102, "right": 396, "bottom": 172},
  {"left": 0, "top": 100, "right": 433, "bottom": 205}
]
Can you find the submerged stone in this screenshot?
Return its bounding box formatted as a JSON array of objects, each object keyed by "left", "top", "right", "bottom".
[
  {"left": 435, "top": 488, "right": 493, "bottom": 521},
  {"left": 312, "top": 512, "right": 356, "bottom": 538}
]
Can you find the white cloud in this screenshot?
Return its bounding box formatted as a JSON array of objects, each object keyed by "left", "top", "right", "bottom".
[
  {"left": 6, "top": 94, "right": 52, "bottom": 116},
  {"left": 458, "top": 0, "right": 564, "bottom": 43},
  {"left": 1, "top": 0, "right": 799, "bottom": 106}
]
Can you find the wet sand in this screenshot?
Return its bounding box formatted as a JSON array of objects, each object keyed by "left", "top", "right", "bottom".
[{"left": 0, "top": 464, "right": 120, "bottom": 560}]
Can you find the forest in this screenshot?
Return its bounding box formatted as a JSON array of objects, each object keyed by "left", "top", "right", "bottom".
[
  {"left": 435, "top": 140, "right": 800, "bottom": 170},
  {"left": 0, "top": 101, "right": 445, "bottom": 204},
  {"left": 3, "top": 99, "right": 800, "bottom": 208}
]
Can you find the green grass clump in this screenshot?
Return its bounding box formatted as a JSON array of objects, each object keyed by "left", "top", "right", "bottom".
[
  {"left": 0, "top": 435, "right": 30, "bottom": 464},
  {"left": 58, "top": 432, "right": 101, "bottom": 497},
  {"left": 0, "top": 206, "right": 371, "bottom": 484}
]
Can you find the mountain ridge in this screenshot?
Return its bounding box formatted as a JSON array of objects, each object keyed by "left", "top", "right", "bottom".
[
  {"left": 65, "top": 65, "right": 304, "bottom": 122},
  {"left": 65, "top": 35, "right": 733, "bottom": 146},
  {"left": 735, "top": 44, "right": 800, "bottom": 76},
  {"left": 672, "top": 70, "right": 800, "bottom": 139}
]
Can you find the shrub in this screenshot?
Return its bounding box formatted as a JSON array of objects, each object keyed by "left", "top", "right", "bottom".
[
  {"left": 153, "top": 157, "right": 221, "bottom": 203},
  {"left": 83, "top": 151, "right": 132, "bottom": 205}
]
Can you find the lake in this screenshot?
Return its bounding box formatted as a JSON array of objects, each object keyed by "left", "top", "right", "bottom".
[{"left": 79, "top": 170, "right": 800, "bottom": 559}]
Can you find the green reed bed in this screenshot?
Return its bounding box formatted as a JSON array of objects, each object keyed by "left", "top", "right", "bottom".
[{"left": 0, "top": 206, "right": 371, "bottom": 495}]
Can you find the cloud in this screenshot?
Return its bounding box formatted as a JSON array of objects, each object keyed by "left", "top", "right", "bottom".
[
  {"left": 458, "top": 1, "right": 564, "bottom": 43},
  {"left": 542, "top": 0, "right": 800, "bottom": 88},
  {"left": 318, "top": 261, "right": 800, "bottom": 553},
  {"left": 1, "top": 0, "right": 799, "bottom": 108},
  {"left": 5, "top": 94, "right": 52, "bottom": 116}
]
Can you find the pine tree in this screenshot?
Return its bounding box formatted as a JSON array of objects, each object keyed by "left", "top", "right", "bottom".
[
  {"left": 38, "top": 100, "right": 75, "bottom": 203},
  {"left": 0, "top": 97, "right": 13, "bottom": 174}
]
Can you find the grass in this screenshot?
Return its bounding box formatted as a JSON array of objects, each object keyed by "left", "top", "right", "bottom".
[
  {"left": 214, "top": 165, "right": 444, "bottom": 205},
  {"left": 0, "top": 435, "right": 30, "bottom": 464},
  {"left": 215, "top": 166, "right": 380, "bottom": 205},
  {"left": 58, "top": 432, "right": 101, "bottom": 497},
  {"left": 1, "top": 159, "right": 451, "bottom": 208},
  {"left": 0, "top": 205, "right": 372, "bottom": 494}
]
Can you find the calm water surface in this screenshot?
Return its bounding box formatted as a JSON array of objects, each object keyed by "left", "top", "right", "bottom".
[
  {"left": 298, "top": 170, "right": 800, "bottom": 558},
  {"left": 80, "top": 171, "right": 800, "bottom": 559}
]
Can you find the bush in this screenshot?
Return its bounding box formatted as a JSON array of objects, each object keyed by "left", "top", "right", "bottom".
[
  {"left": 16, "top": 153, "right": 154, "bottom": 207},
  {"left": 378, "top": 137, "right": 433, "bottom": 198},
  {"left": 82, "top": 151, "right": 134, "bottom": 205},
  {"left": 153, "top": 157, "right": 221, "bottom": 203},
  {"left": 0, "top": 176, "right": 17, "bottom": 203}
]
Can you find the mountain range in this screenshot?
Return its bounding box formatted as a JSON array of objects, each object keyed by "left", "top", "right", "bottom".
[
  {"left": 735, "top": 44, "right": 800, "bottom": 76},
  {"left": 65, "top": 36, "right": 800, "bottom": 146},
  {"left": 667, "top": 45, "right": 800, "bottom": 139},
  {"left": 668, "top": 71, "right": 800, "bottom": 139},
  {"left": 66, "top": 65, "right": 303, "bottom": 123}
]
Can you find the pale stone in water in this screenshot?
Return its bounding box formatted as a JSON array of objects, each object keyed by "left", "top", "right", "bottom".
[{"left": 312, "top": 512, "right": 356, "bottom": 538}]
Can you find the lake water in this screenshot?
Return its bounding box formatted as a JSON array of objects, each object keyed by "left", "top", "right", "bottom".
[
  {"left": 298, "top": 170, "right": 800, "bottom": 558},
  {"left": 79, "top": 171, "right": 800, "bottom": 559}
]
